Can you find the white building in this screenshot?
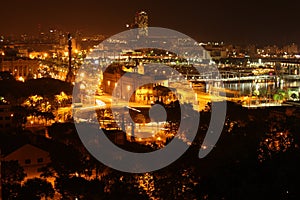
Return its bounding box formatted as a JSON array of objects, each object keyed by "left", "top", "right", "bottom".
[{"left": 4, "top": 144, "right": 51, "bottom": 180}]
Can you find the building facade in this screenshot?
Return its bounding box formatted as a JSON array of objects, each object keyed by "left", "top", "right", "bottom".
[
  {"left": 135, "top": 11, "right": 148, "bottom": 38},
  {"left": 4, "top": 144, "right": 51, "bottom": 180},
  {"left": 1, "top": 59, "right": 39, "bottom": 80},
  {"left": 102, "top": 64, "right": 170, "bottom": 104}
]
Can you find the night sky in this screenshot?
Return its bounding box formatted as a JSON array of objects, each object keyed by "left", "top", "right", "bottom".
[{"left": 1, "top": 0, "right": 300, "bottom": 45}]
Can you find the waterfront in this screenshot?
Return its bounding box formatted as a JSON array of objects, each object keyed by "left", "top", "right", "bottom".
[
  {"left": 2, "top": 2, "right": 300, "bottom": 198},
  {"left": 224, "top": 80, "right": 300, "bottom": 96}
]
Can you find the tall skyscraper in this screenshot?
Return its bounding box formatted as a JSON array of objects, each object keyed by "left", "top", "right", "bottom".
[{"left": 135, "top": 11, "right": 148, "bottom": 38}]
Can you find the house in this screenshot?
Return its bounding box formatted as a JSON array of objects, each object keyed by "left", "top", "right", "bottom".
[{"left": 4, "top": 144, "right": 51, "bottom": 180}]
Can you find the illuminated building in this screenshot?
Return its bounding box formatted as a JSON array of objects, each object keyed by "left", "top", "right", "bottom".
[
  {"left": 283, "top": 43, "right": 298, "bottom": 55},
  {"left": 102, "top": 64, "right": 169, "bottom": 104},
  {"left": 135, "top": 11, "right": 148, "bottom": 38},
  {"left": 1, "top": 59, "right": 39, "bottom": 80}
]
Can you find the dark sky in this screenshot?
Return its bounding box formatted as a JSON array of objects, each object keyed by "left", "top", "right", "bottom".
[{"left": 1, "top": 0, "right": 300, "bottom": 45}]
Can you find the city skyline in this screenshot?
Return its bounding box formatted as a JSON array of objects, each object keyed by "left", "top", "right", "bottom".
[
  {"left": 1, "top": 1, "right": 300, "bottom": 198},
  {"left": 1, "top": 0, "right": 300, "bottom": 45}
]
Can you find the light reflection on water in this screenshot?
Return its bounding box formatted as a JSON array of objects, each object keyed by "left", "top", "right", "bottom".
[{"left": 224, "top": 80, "right": 300, "bottom": 95}]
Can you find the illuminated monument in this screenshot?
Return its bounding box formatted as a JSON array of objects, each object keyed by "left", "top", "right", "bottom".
[
  {"left": 65, "top": 33, "right": 75, "bottom": 83},
  {"left": 135, "top": 11, "right": 148, "bottom": 38}
]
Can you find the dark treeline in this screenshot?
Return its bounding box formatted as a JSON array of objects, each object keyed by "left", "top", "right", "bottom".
[
  {"left": 1, "top": 100, "right": 300, "bottom": 199},
  {"left": 0, "top": 78, "right": 73, "bottom": 102}
]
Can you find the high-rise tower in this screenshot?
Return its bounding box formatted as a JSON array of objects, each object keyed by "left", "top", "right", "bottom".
[{"left": 135, "top": 11, "right": 148, "bottom": 38}]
